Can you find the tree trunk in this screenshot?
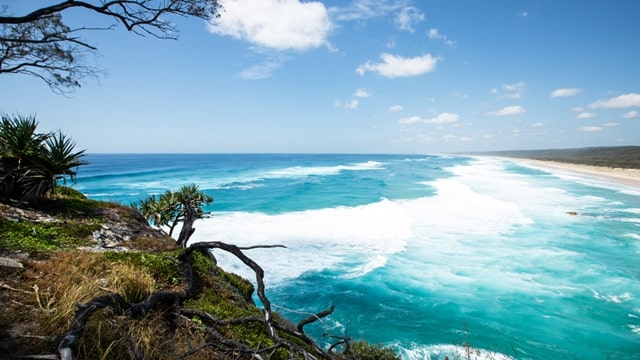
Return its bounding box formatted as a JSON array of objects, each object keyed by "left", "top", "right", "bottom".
[{"left": 176, "top": 201, "right": 196, "bottom": 248}]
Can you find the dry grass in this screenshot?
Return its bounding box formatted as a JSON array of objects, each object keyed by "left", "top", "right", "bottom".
[{"left": 1, "top": 250, "right": 201, "bottom": 358}]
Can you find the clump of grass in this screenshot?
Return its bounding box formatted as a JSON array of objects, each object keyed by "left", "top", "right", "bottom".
[
  {"left": 103, "top": 251, "right": 183, "bottom": 286},
  {"left": 344, "top": 341, "right": 402, "bottom": 360},
  {"left": 105, "top": 262, "right": 155, "bottom": 302},
  {"left": 0, "top": 218, "right": 97, "bottom": 255}
]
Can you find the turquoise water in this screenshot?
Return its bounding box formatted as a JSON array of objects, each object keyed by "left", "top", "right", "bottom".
[{"left": 75, "top": 154, "right": 640, "bottom": 359}]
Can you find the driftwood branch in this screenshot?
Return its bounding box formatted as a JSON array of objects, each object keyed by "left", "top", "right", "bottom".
[{"left": 57, "top": 240, "right": 341, "bottom": 360}]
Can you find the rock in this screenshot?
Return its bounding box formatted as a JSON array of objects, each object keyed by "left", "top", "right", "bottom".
[{"left": 0, "top": 257, "right": 24, "bottom": 269}]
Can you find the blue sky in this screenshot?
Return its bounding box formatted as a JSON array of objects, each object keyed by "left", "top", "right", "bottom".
[{"left": 2, "top": 0, "right": 640, "bottom": 154}]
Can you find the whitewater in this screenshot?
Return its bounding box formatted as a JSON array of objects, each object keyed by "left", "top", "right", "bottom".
[{"left": 75, "top": 154, "right": 640, "bottom": 359}]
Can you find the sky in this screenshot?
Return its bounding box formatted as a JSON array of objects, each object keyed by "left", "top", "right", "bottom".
[{"left": 1, "top": 0, "right": 640, "bottom": 154}]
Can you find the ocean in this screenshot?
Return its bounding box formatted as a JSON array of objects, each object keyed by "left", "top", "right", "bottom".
[{"left": 74, "top": 153, "right": 640, "bottom": 360}]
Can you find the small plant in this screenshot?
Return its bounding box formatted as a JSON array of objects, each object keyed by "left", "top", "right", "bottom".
[{"left": 343, "top": 340, "right": 401, "bottom": 360}]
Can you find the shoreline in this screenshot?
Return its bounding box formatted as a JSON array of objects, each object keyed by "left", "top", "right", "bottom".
[{"left": 503, "top": 158, "right": 640, "bottom": 188}]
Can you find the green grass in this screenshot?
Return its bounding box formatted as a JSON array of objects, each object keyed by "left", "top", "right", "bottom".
[
  {"left": 103, "top": 251, "right": 183, "bottom": 285},
  {"left": 0, "top": 218, "right": 96, "bottom": 254}
]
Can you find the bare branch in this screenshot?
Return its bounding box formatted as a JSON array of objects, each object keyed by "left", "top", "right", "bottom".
[{"left": 0, "top": 0, "right": 221, "bottom": 93}]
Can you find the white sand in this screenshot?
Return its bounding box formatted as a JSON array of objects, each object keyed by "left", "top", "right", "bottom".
[{"left": 505, "top": 158, "right": 640, "bottom": 188}]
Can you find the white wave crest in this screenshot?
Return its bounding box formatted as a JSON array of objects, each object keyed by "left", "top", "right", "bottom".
[
  {"left": 267, "top": 161, "right": 384, "bottom": 178},
  {"left": 398, "top": 343, "right": 514, "bottom": 360}
]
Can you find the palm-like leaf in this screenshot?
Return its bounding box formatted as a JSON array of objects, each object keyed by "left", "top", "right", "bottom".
[
  {"left": 0, "top": 114, "right": 49, "bottom": 169},
  {"left": 20, "top": 131, "right": 87, "bottom": 201}
]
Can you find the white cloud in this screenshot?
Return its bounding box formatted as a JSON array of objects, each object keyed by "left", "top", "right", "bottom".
[
  {"left": 398, "top": 116, "right": 422, "bottom": 124},
  {"left": 589, "top": 93, "right": 640, "bottom": 109},
  {"left": 345, "top": 99, "right": 359, "bottom": 109},
  {"left": 354, "top": 89, "right": 371, "bottom": 98},
  {"left": 531, "top": 122, "right": 544, "bottom": 128},
  {"left": 398, "top": 112, "right": 459, "bottom": 125},
  {"left": 491, "top": 82, "right": 525, "bottom": 99},
  {"left": 427, "top": 113, "right": 459, "bottom": 124},
  {"left": 550, "top": 88, "right": 581, "bottom": 98},
  {"left": 427, "top": 28, "right": 455, "bottom": 47},
  {"left": 356, "top": 53, "right": 438, "bottom": 78},
  {"left": 238, "top": 61, "right": 281, "bottom": 80},
  {"left": 335, "top": 99, "right": 359, "bottom": 109},
  {"left": 518, "top": 11, "right": 529, "bottom": 17},
  {"left": 488, "top": 105, "right": 526, "bottom": 116},
  {"left": 427, "top": 28, "right": 442, "bottom": 40},
  {"left": 602, "top": 122, "right": 619, "bottom": 127},
  {"left": 576, "top": 112, "right": 597, "bottom": 119},
  {"left": 388, "top": 105, "right": 404, "bottom": 112},
  {"left": 578, "top": 126, "right": 603, "bottom": 132},
  {"left": 622, "top": 110, "right": 638, "bottom": 119},
  {"left": 209, "top": 0, "right": 332, "bottom": 51},
  {"left": 329, "top": 0, "right": 408, "bottom": 22},
  {"left": 395, "top": 7, "right": 424, "bottom": 32}
]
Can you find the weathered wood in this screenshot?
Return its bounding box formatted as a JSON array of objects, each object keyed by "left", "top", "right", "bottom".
[{"left": 58, "top": 241, "right": 339, "bottom": 360}]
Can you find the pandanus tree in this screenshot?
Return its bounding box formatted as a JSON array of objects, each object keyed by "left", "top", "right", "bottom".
[
  {"left": 0, "top": 114, "right": 87, "bottom": 202},
  {"left": 20, "top": 131, "right": 87, "bottom": 201},
  {"left": 134, "top": 184, "right": 213, "bottom": 247}
]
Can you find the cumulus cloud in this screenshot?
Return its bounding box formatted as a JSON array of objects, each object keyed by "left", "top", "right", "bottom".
[
  {"left": 491, "top": 82, "right": 525, "bottom": 99},
  {"left": 209, "top": 0, "right": 331, "bottom": 51},
  {"left": 531, "top": 122, "right": 544, "bottom": 128},
  {"left": 589, "top": 93, "right": 640, "bottom": 109},
  {"left": 603, "top": 122, "right": 619, "bottom": 127},
  {"left": 488, "top": 105, "right": 526, "bottom": 116},
  {"left": 550, "top": 88, "right": 581, "bottom": 98},
  {"left": 354, "top": 89, "right": 371, "bottom": 98},
  {"left": 356, "top": 53, "right": 438, "bottom": 78},
  {"left": 578, "top": 126, "right": 603, "bottom": 132},
  {"left": 622, "top": 110, "right": 638, "bottom": 119},
  {"left": 576, "top": 112, "right": 597, "bottom": 119},
  {"left": 388, "top": 105, "right": 404, "bottom": 112},
  {"left": 398, "top": 112, "right": 459, "bottom": 125},
  {"left": 395, "top": 7, "right": 424, "bottom": 32}
]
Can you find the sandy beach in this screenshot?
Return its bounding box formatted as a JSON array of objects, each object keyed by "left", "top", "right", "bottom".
[{"left": 507, "top": 158, "right": 640, "bottom": 188}]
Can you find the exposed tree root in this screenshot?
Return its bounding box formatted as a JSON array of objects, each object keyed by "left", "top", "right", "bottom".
[{"left": 57, "top": 241, "right": 339, "bottom": 360}]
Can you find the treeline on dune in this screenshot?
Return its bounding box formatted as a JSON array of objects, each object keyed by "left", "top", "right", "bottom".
[{"left": 474, "top": 146, "right": 640, "bottom": 169}]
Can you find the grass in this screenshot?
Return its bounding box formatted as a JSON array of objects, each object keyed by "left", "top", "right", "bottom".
[{"left": 0, "top": 218, "right": 97, "bottom": 255}]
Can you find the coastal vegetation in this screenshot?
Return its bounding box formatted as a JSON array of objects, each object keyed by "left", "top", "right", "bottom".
[
  {"left": 133, "top": 184, "right": 214, "bottom": 247},
  {"left": 476, "top": 146, "right": 640, "bottom": 169},
  {"left": 0, "top": 114, "right": 87, "bottom": 203}
]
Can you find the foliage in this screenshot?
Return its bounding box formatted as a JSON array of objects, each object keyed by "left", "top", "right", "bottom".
[
  {"left": 0, "top": 0, "right": 221, "bottom": 94},
  {"left": 343, "top": 340, "right": 402, "bottom": 360},
  {"left": 133, "top": 183, "right": 213, "bottom": 238},
  {"left": 0, "top": 114, "right": 87, "bottom": 203},
  {"left": 103, "top": 251, "right": 183, "bottom": 285},
  {"left": 0, "top": 218, "right": 96, "bottom": 254},
  {"left": 55, "top": 185, "right": 87, "bottom": 200},
  {"left": 478, "top": 146, "right": 640, "bottom": 169}
]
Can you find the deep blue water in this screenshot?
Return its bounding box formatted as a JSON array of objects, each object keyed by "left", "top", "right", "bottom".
[{"left": 74, "top": 154, "right": 640, "bottom": 359}]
